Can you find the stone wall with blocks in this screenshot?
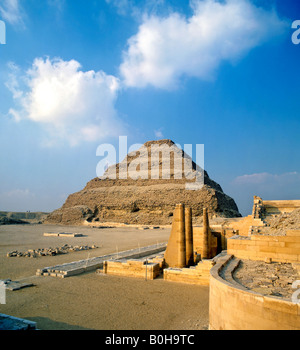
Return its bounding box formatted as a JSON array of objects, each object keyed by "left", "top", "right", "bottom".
[
  {"left": 263, "top": 200, "right": 300, "bottom": 216},
  {"left": 102, "top": 259, "right": 161, "bottom": 280},
  {"left": 163, "top": 259, "right": 215, "bottom": 285},
  {"left": 193, "top": 226, "right": 218, "bottom": 258},
  {"left": 228, "top": 230, "right": 300, "bottom": 263},
  {"left": 225, "top": 215, "right": 265, "bottom": 236}
]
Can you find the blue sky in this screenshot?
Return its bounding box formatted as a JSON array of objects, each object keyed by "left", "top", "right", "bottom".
[{"left": 0, "top": 0, "right": 299, "bottom": 215}]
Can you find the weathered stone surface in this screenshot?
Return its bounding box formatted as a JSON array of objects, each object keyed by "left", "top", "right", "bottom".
[
  {"left": 233, "top": 259, "right": 300, "bottom": 299},
  {"left": 45, "top": 140, "right": 241, "bottom": 226}
]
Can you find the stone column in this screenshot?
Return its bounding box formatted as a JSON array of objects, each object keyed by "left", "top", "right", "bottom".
[
  {"left": 185, "top": 207, "right": 194, "bottom": 266},
  {"left": 176, "top": 203, "right": 186, "bottom": 268},
  {"left": 202, "top": 207, "right": 210, "bottom": 259}
]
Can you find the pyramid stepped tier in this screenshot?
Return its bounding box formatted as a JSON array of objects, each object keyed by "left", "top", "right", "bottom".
[{"left": 45, "top": 140, "right": 241, "bottom": 225}]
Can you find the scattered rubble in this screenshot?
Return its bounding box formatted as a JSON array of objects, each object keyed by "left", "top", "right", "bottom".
[
  {"left": 233, "top": 259, "right": 300, "bottom": 299},
  {"left": 7, "top": 244, "right": 98, "bottom": 258},
  {"left": 244, "top": 209, "right": 300, "bottom": 236},
  {"left": 266, "top": 209, "right": 300, "bottom": 231}
]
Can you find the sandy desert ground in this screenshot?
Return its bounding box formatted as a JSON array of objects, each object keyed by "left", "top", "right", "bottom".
[{"left": 0, "top": 224, "right": 209, "bottom": 330}]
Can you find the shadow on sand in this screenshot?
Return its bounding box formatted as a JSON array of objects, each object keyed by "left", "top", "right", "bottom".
[{"left": 25, "top": 316, "right": 94, "bottom": 330}]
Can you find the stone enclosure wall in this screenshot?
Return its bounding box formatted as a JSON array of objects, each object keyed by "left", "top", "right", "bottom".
[
  {"left": 228, "top": 230, "right": 300, "bottom": 263},
  {"left": 209, "top": 254, "right": 300, "bottom": 330},
  {"left": 102, "top": 260, "right": 161, "bottom": 280}
]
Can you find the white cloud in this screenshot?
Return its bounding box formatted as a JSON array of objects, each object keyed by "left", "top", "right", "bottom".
[
  {"left": 232, "top": 171, "right": 300, "bottom": 203},
  {"left": 105, "top": 0, "right": 133, "bottom": 16},
  {"left": 227, "top": 172, "right": 300, "bottom": 216},
  {"left": 0, "top": 0, "right": 25, "bottom": 27},
  {"left": 120, "top": 0, "right": 288, "bottom": 89},
  {"left": 7, "top": 57, "right": 124, "bottom": 146},
  {"left": 4, "top": 188, "right": 34, "bottom": 198},
  {"left": 154, "top": 128, "right": 164, "bottom": 138},
  {"left": 233, "top": 172, "right": 300, "bottom": 185},
  {"left": 106, "top": 0, "right": 167, "bottom": 17}
]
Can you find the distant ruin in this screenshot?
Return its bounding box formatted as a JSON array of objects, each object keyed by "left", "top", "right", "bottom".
[
  {"left": 0, "top": 212, "right": 48, "bottom": 225},
  {"left": 252, "top": 196, "right": 300, "bottom": 220}
]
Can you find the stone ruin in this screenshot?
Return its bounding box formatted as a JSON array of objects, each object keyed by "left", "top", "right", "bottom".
[
  {"left": 45, "top": 139, "right": 241, "bottom": 226},
  {"left": 3, "top": 198, "right": 299, "bottom": 330},
  {"left": 252, "top": 196, "right": 300, "bottom": 220},
  {"left": 97, "top": 200, "right": 300, "bottom": 330},
  {"left": 101, "top": 203, "right": 222, "bottom": 285}
]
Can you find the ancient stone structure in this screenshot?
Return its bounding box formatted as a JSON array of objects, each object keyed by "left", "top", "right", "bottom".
[
  {"left": 43, "top": 197, "right": 300, "bottom": 329},
  {"left": 224, "top": 196, "right": 300, "bottom": 236},
  {"left": 163, "top": 259, "right": 215, "bottom": 285},
  {"left": 102, "top": 259, "right": 161, "bottom": 280},
  {"left": 209, "top": 250, "right": 300, "bottom": 330},
  {"left": 163, "top": 204, "right": 219, "bottom": 284},
  {"left": 252, "top": 196, "right": 300, "bottom": 220},
  {"left": 252, "top": 196, "right": 265, "bottom": 219},
  {"left": 185, "top": 207, "right": 194, "bottom": 266},
  {"left": 228, "top": 230, "right": 300, "bottom": 263},
  {"left": 202, "top": 208, "right": 211, "bottom": 259},
  {"left": 98, "top": 203, "right": 218, "bottom": 285},
  {"left": 45, "top": 140, "right": 241, "bottom": 226},
  {"left": 165, "top": 204, "right": 189, "bottom": 268},
  {"left": 37, "top": 243, "right": 166, "bottom": 278}
]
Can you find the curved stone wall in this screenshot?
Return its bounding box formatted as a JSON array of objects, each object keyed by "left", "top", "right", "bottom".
[{"left": 209, "top": 254, "right": 300, "bottom": 330}]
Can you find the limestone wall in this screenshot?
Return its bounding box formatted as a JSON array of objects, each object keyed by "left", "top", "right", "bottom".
[
  {"left": 209, "top": 255, "right": 300, "bottom": 330},
  {"left": 228, "top": 230, "right": 300, "bottom": 263},
  {"left": 252, "top": 197, "right": 300, "bottom": 220},
  {"left": 193, "top": 226, "right": 237, "bottom": 257},
  {"left": 102, "top": 260, "right": 161, "bottom": 280},
  {"left": 163, "top": 259, "right": 214, "bottom": 285},
  {"left": 226, "top": 215, "right": 265, "bottom": 236},
  {"left": 193, "top": 227, "right": 218, "bottom": 257},
  {"left": 264, "top": 200, "right": 300, "bottom": 215}
]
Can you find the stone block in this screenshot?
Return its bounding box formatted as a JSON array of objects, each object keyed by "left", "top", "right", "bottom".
[{"left": 263, "top": 297, "right": 298, "bottom": 316}]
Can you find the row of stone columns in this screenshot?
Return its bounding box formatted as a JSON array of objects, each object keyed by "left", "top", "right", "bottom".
[
  {"left": 202, "top": 207, "right": 210, "bottom": 259},
  {"left": 164, "top": 203, "right": 211, "bottom": 268}
]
